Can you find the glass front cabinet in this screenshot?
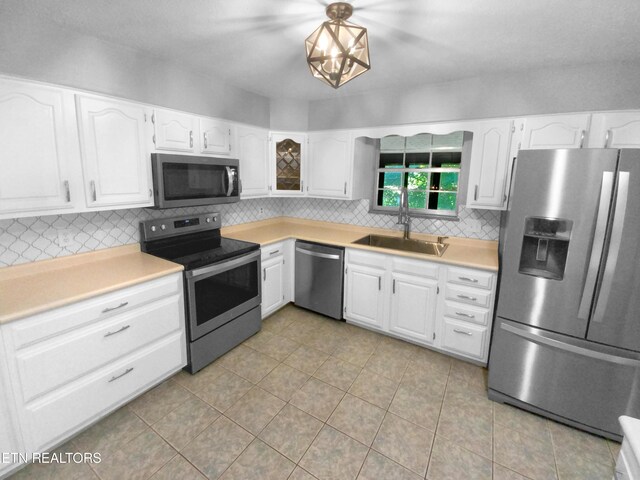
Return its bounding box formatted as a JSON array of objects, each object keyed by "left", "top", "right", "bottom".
[{"left": 270, "top": 132, "right": 307, "bottom": 196}]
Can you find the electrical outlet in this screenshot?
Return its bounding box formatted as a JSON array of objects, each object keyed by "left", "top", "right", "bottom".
[
  {"left": 57, "top": 229, "right": 74, "bottom": 247},
  {"left": 259, "top": 207, "right": 264, "bottom": 216},
  {"left": 467, "top": 219, "right": 483, "bottom": 233}
]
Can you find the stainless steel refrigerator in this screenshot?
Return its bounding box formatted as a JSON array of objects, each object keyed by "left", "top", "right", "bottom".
[{"left": 488, "top": 148, "right": 640, "bottom": 441}]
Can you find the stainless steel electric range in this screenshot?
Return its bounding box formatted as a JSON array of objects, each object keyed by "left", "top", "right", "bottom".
[{"left": 140, "top": 213, "right": 261, "bottom": 373}]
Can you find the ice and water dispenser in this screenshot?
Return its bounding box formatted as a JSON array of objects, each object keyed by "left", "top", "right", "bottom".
[{"left": 518, "top": 217, "right": 572, "bottom": 280}]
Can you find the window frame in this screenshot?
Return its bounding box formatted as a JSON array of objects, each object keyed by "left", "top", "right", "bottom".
[{"left": 371, "top": 134, "right": 464, "bottom": 219}]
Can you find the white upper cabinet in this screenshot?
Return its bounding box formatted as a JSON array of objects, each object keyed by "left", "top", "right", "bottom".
[
  {"left": 466, "top": 119, "right": 514, "bottom": 209},
  {"left": 270, "top": 132, "right": 307, "bottom": 196},
  {"left": 0, "top": 79, "right": 82, "bottom": 218},
  {"left": 200, "top": 118, "right": 233, "bottom": 155},
  {"left": 588, "top": 112, "right": 640, "bottom": 148},
  {"left": 520, "top": 114, "right": 591, "bottom": 149},
  {"left": 307, "top": 131, "right": 351, "bottom": 198},
  {"left": 152, "top": 108, "right": 196, "bottom": 153},
  {"left": 76, "top": 95, "right": 153, "bottom": 208},
  {"left": 237, "top": 126, "right": 269, "bottom": 198}
]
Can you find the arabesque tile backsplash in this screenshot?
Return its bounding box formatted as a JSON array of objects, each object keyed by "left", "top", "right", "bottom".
[{"left": 0, "top": 198, "right": 499, "bottom": 267}]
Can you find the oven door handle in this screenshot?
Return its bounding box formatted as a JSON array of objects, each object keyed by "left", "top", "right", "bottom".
[{"left": 186, "top": 249, "right": 260, "bottom": 279}]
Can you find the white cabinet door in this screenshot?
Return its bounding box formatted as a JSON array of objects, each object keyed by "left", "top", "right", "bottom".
[
  {"left": 270, "top": 132, "right": 307, "bottom": 196},
  {"left": 0, "top": 80, "right": 81, "bottom": 217},
  {"left": 0, "top": 331, "right": 24, "bottom": 478},
  {"left": 238, "top": 126, "right": 269, "bottom": 198},
  {"left": 521, "top": 114, "right": 590, "bottom": 149},
  {"left": 588, "top": 112, "right": 640, "bottom": 148},
  {"left": 345, "top": 264, "right": 386, "bottom": 330},
  {"left": 389, "top": 273, "right": 437, "bottom": 344},
  {"left": 153, "top": 109, "right": 196, "bottom": 152},
  {"left": 307, "top": 132, "right": 351, "bottom": 198},
  {"left": 76, "top": 95, "right": 153, "bottom": 208},
  {"left": 200, "top": 118, "right": 232, "bottom": 155},
  {"left": 261, "top": 256, "right": 285, "bottom": 318},
  {"left": 466, "top": 119, "right": 513, "bottom": 209}
]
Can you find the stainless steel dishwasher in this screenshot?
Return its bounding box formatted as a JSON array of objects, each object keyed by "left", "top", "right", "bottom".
[{"left": 294, "top": 240, "right": 345, "bottom": 319}]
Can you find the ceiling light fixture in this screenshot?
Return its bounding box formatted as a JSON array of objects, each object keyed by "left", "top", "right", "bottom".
[{"left": 305, "top": 2, "right": 370, "bottom": 89}]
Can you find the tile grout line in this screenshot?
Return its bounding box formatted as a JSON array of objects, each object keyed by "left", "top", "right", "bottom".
[{"left": 423, "top": 363, "right": 453, "bottom": 479}]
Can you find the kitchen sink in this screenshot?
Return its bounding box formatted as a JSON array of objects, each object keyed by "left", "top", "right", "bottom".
[{"left": 352, "top": 234, "right": 449, "bottom": 256}]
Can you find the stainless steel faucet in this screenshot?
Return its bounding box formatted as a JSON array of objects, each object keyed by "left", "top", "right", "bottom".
[{"left": 398, "top": 187, "right": 411, "bottom": 239}]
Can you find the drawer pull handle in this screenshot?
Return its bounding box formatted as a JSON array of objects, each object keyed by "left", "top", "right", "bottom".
[
  {"left": 457, "top": 294, "right": 477, "bottom": 302},
  {"left": 104, "top": 325, "right": 131, "bottom": 337},
  {"left": 269, "top": 250, "right": 280, "bottom": 256},
  {"left": 458, "top": 276, "right": 478, "bottom": 283},
  {"left": 108, "top": 367, "right": 134, "bottom": 383},
  {"left": 456, "top": 312, "right": 475, "bottom": 319},
  {"left": 102, "top": 302, "right": 129, "bottom": 314},
  {"left": 454, "top": 329, "right": 473, "bottom": 336}
]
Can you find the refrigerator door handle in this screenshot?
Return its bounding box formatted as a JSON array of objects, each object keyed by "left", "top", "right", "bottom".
[
  {"left": 500, "top": 322, "right": 640, "bottom": 367},
  {"left": 592, "top": 171, "right": 629, "bottom": 324},
  {"left": 577, "top": 172, "right": 614, "bottom": 320}
]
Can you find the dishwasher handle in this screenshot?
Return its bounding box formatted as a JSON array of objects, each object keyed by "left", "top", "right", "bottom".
[{"left": 295, "top": 247, "right": 341, "bottom": 260}]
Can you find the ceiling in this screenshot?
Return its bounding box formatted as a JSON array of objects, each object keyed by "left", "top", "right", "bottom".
[{"left": 9, "top": 0, "right": 640, "bottom": 101}]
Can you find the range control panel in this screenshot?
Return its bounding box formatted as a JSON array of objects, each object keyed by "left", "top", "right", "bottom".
[{"left": 139, "top": 213, "right": 222, "bottom": 241}]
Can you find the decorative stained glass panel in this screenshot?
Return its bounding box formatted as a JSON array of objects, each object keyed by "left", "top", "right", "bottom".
[{"left": 275, "top": 138, "right": 301, "bottom": 191}]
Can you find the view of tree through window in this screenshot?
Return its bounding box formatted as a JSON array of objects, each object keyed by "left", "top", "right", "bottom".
[{"left": 375, "top": 133, "right": 463, "bottom": 216}]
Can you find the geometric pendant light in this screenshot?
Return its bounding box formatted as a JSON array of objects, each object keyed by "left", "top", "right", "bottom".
[{"left": 305, "top": 2, "right": 371, "bottom": 88}]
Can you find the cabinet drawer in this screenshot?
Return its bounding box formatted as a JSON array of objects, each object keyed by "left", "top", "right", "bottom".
[
  {"left": 347, "top": 248, "right": 387, "bottom": 269},
  {"left": 8, "top": 274, "right": 181, "bottom": 349},
  {"left": 447, "top": 267, "right": 494, "bottom": 290},
  {"left": 444, "top": 300, "right": 489, "bottom": 326},
  {"left": 16, "top": 295, "right": 182, "bottom": 403},
  {"left": 441, "top": 319, "right": 488, "bottom": 360},
  {"left": 445, "top": 284, "right": 491, "bottom": 308},
  {"left": 391, "top": 257, "right": 438, "bottom": 279},
  {"left": 261, "top": 242, "right": 285, "bottom": 260},
  {"left": 23, "top": 332, "right": 185, "bottom": 452}
]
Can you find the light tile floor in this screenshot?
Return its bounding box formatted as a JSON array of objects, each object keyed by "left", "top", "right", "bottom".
[{"left": 12, "top": 305, "right": 621, "bottom": 480}]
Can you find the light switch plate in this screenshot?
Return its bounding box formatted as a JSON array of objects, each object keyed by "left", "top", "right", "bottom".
[{"left": 57, "top": 229, "right": 73, "bottom": 247}]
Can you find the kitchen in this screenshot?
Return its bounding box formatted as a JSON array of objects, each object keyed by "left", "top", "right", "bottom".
[{"left": 0, "top": 0, "right": 639, "bottom": 479}]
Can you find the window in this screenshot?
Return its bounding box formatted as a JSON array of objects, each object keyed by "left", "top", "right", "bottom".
[{"left": 374, "top": 132, "right": 463, "bottom": 217}]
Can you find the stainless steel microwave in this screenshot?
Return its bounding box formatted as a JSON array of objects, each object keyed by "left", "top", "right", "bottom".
[{"left": 150, "top": 154, "right": 240, "bottom": 209}]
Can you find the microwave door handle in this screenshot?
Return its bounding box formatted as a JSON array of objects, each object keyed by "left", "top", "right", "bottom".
[
  {"left": 225, "top": 167, "right": 234, "bottom": 196},
  {"left": 592, "top": 171, "right": 629, "bottom": 324},
  {"left": 578, "top": 171, "right": 614, "bottom": 319}
]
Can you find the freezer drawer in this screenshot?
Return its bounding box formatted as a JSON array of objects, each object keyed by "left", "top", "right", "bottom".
[
  {"left": 488, "top": 318, "right": 640, "bottom": 439},
  {"left": 294, "top": 241, "right": 344, "bottom": 320}
]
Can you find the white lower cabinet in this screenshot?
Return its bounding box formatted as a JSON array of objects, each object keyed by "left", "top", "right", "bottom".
[
  {"left": 0, "top": 331, "right": 24, "bottom": 479},
  {"left": 441, "top": 318, "right": 488, "bottom": 359},
  {"left": 260, "top": 241, "right": 293, "bottom": 318},
  {"left": 345, "top": 263, "right": 386, "bottom": 330},
  {"left": 389, "top": 272, "right": 437, "bottom": 344},
  {"left": 0, "top": 273, "right": 186, "bottom": 459},
  {"left": 344, "top": 248, "right": 496, "bottom": 364}
]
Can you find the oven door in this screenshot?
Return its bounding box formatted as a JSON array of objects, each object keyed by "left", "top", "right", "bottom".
[
  {"left": 152, "top": 154, "right": 240, "bottom": 208},
  {"left": 185, "top": 250, "right": 261, "bottom": 341}
]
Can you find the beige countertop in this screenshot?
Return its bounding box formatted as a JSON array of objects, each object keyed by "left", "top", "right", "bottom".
[
  {"left": 223, "top": 217, "right": 499, "bottom": 271},
  {"left": 0, "top": 245, "right": 183, "bottom": 324}
]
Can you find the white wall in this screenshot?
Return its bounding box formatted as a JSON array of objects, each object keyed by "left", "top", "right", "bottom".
[
  {"left": 270, "top": 98, "right": 309, "bottom": 131},
  {"left": 0, "top": 4, "right": 271, "bottom": 127},
  {"left": 308, "top": 61, "right": 640, "bottom": 130}
]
